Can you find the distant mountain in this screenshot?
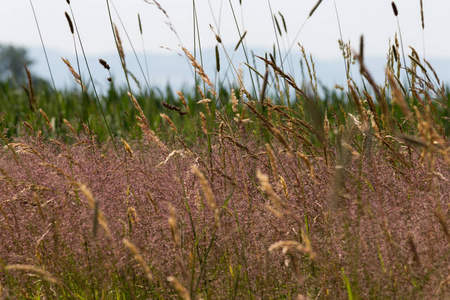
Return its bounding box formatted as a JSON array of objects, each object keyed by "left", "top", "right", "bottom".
[{"left": 28, "top": 46, "right": 450, "bottom": 95}]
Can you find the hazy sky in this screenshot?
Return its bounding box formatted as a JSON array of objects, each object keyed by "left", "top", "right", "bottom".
[{"left": 2, "top": 0, "right": 449, "bottom": 60}]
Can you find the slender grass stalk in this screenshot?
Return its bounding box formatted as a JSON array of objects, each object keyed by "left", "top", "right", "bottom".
[
  {"left": 333, "top": 0, "right": 352, "bottom": 80},
  {"left": 391, "top": 1, "right": 411, "bottom": 92},
  {"left": 227, "top": 0, "right": 257, "bottom": 96},
  {"left": 66, "top": 1, "right": 119, "bottom": 155},
  {"left": 267, "top": 0, "right": 290, "bottom": 103},
  {"left": 279, "top": 0, "right": 323, "bottom": 66},
  {"left": 138, "top": 13, "right": 151, "bottom": 83},
  {"left": 192, "top": 0, "right": 205, "bottom": 94},
  {"left": 64, "top": 12, "right": 92, "bottom": 131},
  {"left": 28, "top": 0, "right": 65, "bottom": 135}
]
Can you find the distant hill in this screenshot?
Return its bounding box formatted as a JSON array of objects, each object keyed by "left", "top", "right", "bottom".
[{"left": 28, "top": 46, "right": 450, "bottom": 95}]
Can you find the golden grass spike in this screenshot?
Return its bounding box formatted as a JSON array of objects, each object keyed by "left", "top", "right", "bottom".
[
  {"left": 265, "top": 144, "right": 279, "bottom": 180},
  {"left": 61, "top": 58, "right": 81, "bottom": 83},
  {"left": 191, "top": 165, "right": 219, "bottom": 226},
  {"left": 5, "top": 265, "right": 60, "bottom": 285},
  {"left": 39, "top": 109, "right": 53, "bottom": 131},
  {"left": 176, "top": 91, "right": 190, "bottom": 114},
  {"left": 77, "top": 183, "right": 111, "bottom": 238},
  {"left": 160, "top": 113, "right": 178, "bottom": 134},
  {"left": 392, "top": 45, "right": 398, "bottom": 62},
  {"left": 182, "top": 47, "right": 214, "bottom": 88},
  {"left": 121, "top": 138, "right": 134, "bottom": 158},
  {"left": 272, "top": 127, "right": 292, "bottom": 155},
  {"left": 347, "top": 81, "right": 365, "bottom": 123},
  {"left": 199, "top": 112, "right": 208, "bottom": 134},
  {"left": 113, "top": 23, "right": 126, "bottom": 67},
  {"left": 386, "top": 69, "right": 412, "bottom": 120},
  {"left": 123, "top": 238, "right": 153, "bottom": 280},
  {"left": 256, "top": 169, "right": 290, "bottom": 216},
  {"left": 22, "top": 121, "right": 34, "bottom": 132},
  {"left": 296, "top": 151, "right": 315, "bottom": 180},
  {"left": 128, "top": 92, "right": 147, "bottom": 125},
  {"left": 196, "top": 85, "right": 205, "bottom": 99},
  {"left": 168, "top": 204, "right": 181, "bottom": 249}
]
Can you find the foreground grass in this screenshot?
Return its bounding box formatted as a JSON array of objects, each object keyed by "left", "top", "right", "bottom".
[
  {"left": 1, "top": 70, "right": 449, "bottom": 298},
  {"left": 1, "top": 1, "right": 450, "bottom": 298}
]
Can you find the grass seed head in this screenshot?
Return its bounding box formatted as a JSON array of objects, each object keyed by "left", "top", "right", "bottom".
[{"left": 64, "top": 12, "right": 74, "bottom": 34}]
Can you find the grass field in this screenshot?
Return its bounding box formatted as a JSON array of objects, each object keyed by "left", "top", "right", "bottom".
[{"left": 0, "top": 1, "right": 449, "bottom": 299}]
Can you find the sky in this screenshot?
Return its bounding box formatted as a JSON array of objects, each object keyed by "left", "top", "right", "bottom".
[
  {"left": 2, "top": 0, "right": 450, "bottom": 91},
  {"left": 2, "top": 0, "right": 450, "bottom": 60}
]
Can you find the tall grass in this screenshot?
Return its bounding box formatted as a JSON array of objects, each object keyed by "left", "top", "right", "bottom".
[{"left": 0, "top": 0, "right": 449, "bottom": 299}]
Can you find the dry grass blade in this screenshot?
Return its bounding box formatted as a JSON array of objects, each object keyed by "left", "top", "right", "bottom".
[
  {"left": 176, "top": 91, "right": 190, "bottom": 114},
  {"left": 269, "top": 240, "right": 315, "bottom": 258},
  {"left": 256, "top": 55, "right": 305, "bottom": 97},
  {"left": 77, "top": 183, "right": 111, "bottom": 238},
  {"left": 168, "top": 204, "right": 181, "bottom": 249},
  {"left": 272, "top": 127, "right": 292, "bottom": 155},
  {"left": 121, "top": 138, "right": 134, "bottom": 158},
  {"left": 182, "top": 47, "right": 214, "bottom": 89},
  {"left": 265, "top": 144, "right": 279, "bottom": 180},
  {"left": 234, "top": 30, "right": 247, "bottom": 51},
  {"left": 128, "top": 92, "right": 167, "bottom": 151},
  {"left": 167, "top": 276, "right": 190, "bottom": 300},
  {"left": 113, "top": 23, "right": 126, "bottom": 67},
  {"left": 39, "top": 109, "right": 53, "bottom": 131},
  {"left": 191, "top": 165, "right": 219, "bottom": 226}
]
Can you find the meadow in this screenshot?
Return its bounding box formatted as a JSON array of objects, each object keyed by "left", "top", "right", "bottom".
[{"left": 0, "top": 0, "right": 449, "bottom": 299}]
